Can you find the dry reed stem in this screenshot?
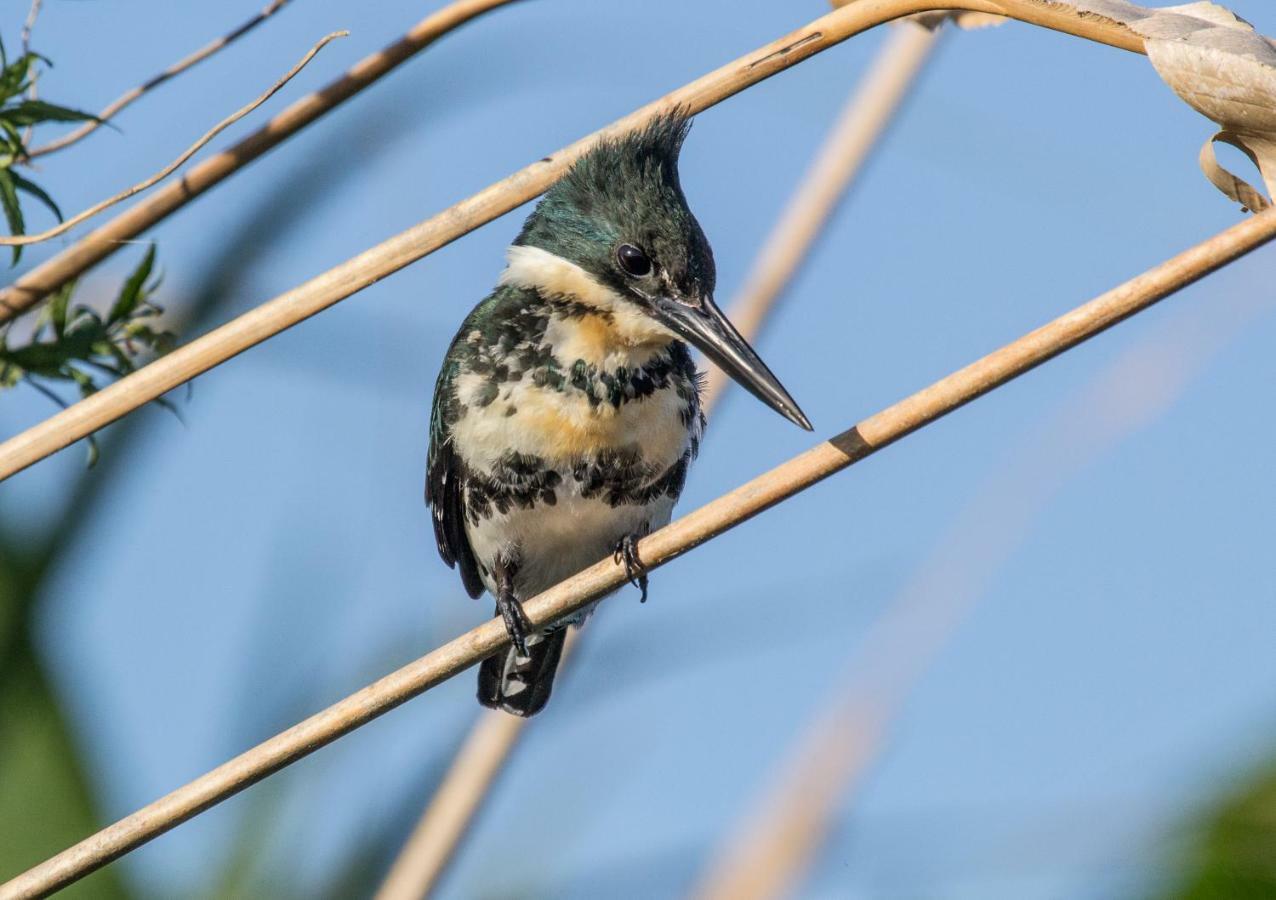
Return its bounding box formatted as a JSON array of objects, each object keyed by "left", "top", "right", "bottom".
[
  {"left": 0, "top": 0, "right": 527, "bottom": 324},
  {"left": 19, "top": 0, "right": 45, "bottom": 148},
  {"left": 371, "top": 691, "right": 552, "bottom": 900},
  {"left": 20, "top": 0, "right": 42, "bottom": 55},
  {"left": 0, "top": 0, "right": 1140, "bottom": 481},
  {"left": 690, "top": 701, "right": 892, "bottom": 900},
  {"left": 374, "top": 21, "right": 944, "bottom": 900},
  {"left": 5, "top": 204, "right": 1274, "bottom": 900},
  {"left": 0, "top": 32, "right": 347, "bottom": 247},
  {"left": 26, "top": 0, "right": 296, "bottom": 160}
]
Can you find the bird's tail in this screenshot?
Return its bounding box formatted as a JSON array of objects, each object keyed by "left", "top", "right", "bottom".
[{"left": 477, "top": 627, "right": 568, "bottom": 717}]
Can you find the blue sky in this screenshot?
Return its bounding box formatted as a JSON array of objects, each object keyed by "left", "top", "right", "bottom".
[{"left": 5, "top": 1, "right": 1276, "bottom": 897}]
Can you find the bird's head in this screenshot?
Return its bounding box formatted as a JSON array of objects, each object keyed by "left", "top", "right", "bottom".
[{"left": 513, "top": 112, "right": 811, "bottom": 431}]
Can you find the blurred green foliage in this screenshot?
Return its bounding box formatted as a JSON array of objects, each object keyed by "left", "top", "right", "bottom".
[
  {"left": 0, "top": 448, "right": 130, "bottom": 898},
  {"left": 1167, "top": 761, "right": 1276, "bottom": 899},
  {"left": 0, "top": 246, "right": 178, "bottom": 465},
  {"left": 0, "top": 50, "right": 434, "bottom": 888}
]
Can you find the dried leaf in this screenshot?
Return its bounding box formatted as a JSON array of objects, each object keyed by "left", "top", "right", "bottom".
[
  {"left": 1069, "top": 1, "right": 1276, "bottom": 210},
  {"left": 1199, "top": 131, "right": 1272, "bottom": 211}
]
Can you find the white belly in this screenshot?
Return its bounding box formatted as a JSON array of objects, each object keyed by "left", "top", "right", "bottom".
[{"left": 467, "top": 483, "right": 676, "bottom": 605}]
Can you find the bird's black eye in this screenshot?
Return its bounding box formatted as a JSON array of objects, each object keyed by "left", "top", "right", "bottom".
[{"left": 616, "top": 243, "right": 652, "bottom": 278}]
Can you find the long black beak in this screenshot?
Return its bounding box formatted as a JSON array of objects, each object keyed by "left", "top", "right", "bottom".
[{"left": 652, "top": 295, "right": 812, "bottom": 430}]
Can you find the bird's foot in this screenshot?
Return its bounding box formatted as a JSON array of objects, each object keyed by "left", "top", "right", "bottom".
[
  {"left": 495, "top": 591, "right": 532, "bottom": 657},
  {"left": 613, "top": 529, "right": 650, "bottom": 603}
]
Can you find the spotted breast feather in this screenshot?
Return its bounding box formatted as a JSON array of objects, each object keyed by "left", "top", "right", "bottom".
[
  {"left": 426, "top": 254, "right": 704, "bottom": 716},
  {"left": 429, "top": 276, "right": 703, "bottom": 602}
]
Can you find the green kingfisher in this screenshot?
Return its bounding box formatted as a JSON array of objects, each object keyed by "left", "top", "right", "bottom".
[{"left": 426, "top": 114, "right": 811, "bottom": 716}]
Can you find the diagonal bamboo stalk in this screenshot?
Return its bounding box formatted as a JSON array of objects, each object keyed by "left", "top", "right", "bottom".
[
  {"left": 5, "top": 204, "right": 1275, "bottom": 900},
  {"left": 25, "top": 0, "right": 297, "bottom": 159},
  {"left": 0, "top": 0, "right": 527, "bottom": 324},
  {"left": 0, "top": 0, "right": 1141, "bottom": 482},
  {"left": 0, "top": 32, "right": 348, "bottom": 247},
  {"left": 372, "top": 21, "right": 946, "bottom": 900}
]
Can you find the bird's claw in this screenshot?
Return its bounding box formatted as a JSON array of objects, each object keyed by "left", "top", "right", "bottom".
[
  {"left": 496, "top": 593, "right": 532, "bottom": 656},
  {"left": 614, "top": 531, "right": 650, "bottom": 603}
]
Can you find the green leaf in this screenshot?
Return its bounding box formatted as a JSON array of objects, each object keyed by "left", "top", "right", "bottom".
[
  {"left": 1, "top": 342, "right": 75, "bottom": 375},
  {"left": 0, "top": 167, "right": 24, "bottom": 265},
  {"left": 0, "top": 358, "right": 23, "bottom": 388},
  {"left": 65, "top": 304, "right": 103, "bottom": 335},
  {"left": 122, "top": 323, "right": 176, "bottom": 354},
  {"left": 10, "top": 172, "right": 61, "bottom": 222},
  {"left": 48, "top": 281, "right": 74, "bottom": 339},
  {"left": 66, "top": 367, "right": 99, "bottom": 399},
  {"left": 0, "top": 118, "right": 25, "bottom": 152},
  {"left": 108, "top": 245, "right": 156, "bottom": 323},
  {"left": 151, "top": 394, "right": 185, "bottom": 425},
  {"left": 0, "top": 54, "right": 49, "bottom": 101},
  {"left": 107, "top": 245, "right": 156, "bottom": 322},
  {"left": 0, "top": 58, "right": 33, "bottom": 102},
  {"left": 0, "top": 100, "right": 99, "bottom": 127}
]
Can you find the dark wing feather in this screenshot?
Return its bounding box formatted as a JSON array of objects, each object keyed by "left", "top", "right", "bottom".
[{"left": 426, "top": 359, "right": 485, "bottom": 600}]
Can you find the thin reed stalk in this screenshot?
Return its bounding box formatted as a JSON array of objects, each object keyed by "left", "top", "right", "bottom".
[
  {"left": 0, "top": 33, "right": 347, "bottom": 247},
  {"left": 25, "top": 0, "right": 296, "bottom": 159},
  {"left": 5, "top": 203, "right": 1273, "bottom": 900}
]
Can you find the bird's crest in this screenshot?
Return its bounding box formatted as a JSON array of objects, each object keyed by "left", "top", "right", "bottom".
[{"left": 550, "top": 111, "right": 693, "bottom": 214}]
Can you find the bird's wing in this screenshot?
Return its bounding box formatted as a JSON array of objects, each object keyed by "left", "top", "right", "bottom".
[{"left": 426, "top": 357, "right": 485, "bottom": 600}]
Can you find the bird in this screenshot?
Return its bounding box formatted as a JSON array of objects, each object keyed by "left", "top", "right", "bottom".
[{"left": 426, "top": 113, "right": 811, "bottom": 717}]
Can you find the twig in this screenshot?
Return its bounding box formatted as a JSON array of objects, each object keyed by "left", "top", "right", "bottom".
[
  {"left": 4, "top": 205, "right": 1273, "bottom": 900},
  {"left": 25, "top": 0, "right": 295, "bottom": 159},
  {"left": 0, "top": 0, "right": 1142, "bottom": 481},
  {"left": 0, "top": 32, "right": 348, "bottom": 247},
  {"left": 373, "top": 20, "right": 946, "bottom": 900},
  {"left": 0, "top": 0, "right": 527, "bottom": 325},
  {"left": 20, "top": 0, "right": 42, "bottom": 55},
  {"left": 20, "top": 0, "right": 45, "bottom": 146}
]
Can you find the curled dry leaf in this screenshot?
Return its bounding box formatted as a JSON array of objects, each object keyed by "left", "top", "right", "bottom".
[{"left": 1072, "top": 0, "right": 1276, "bottom": 211}]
